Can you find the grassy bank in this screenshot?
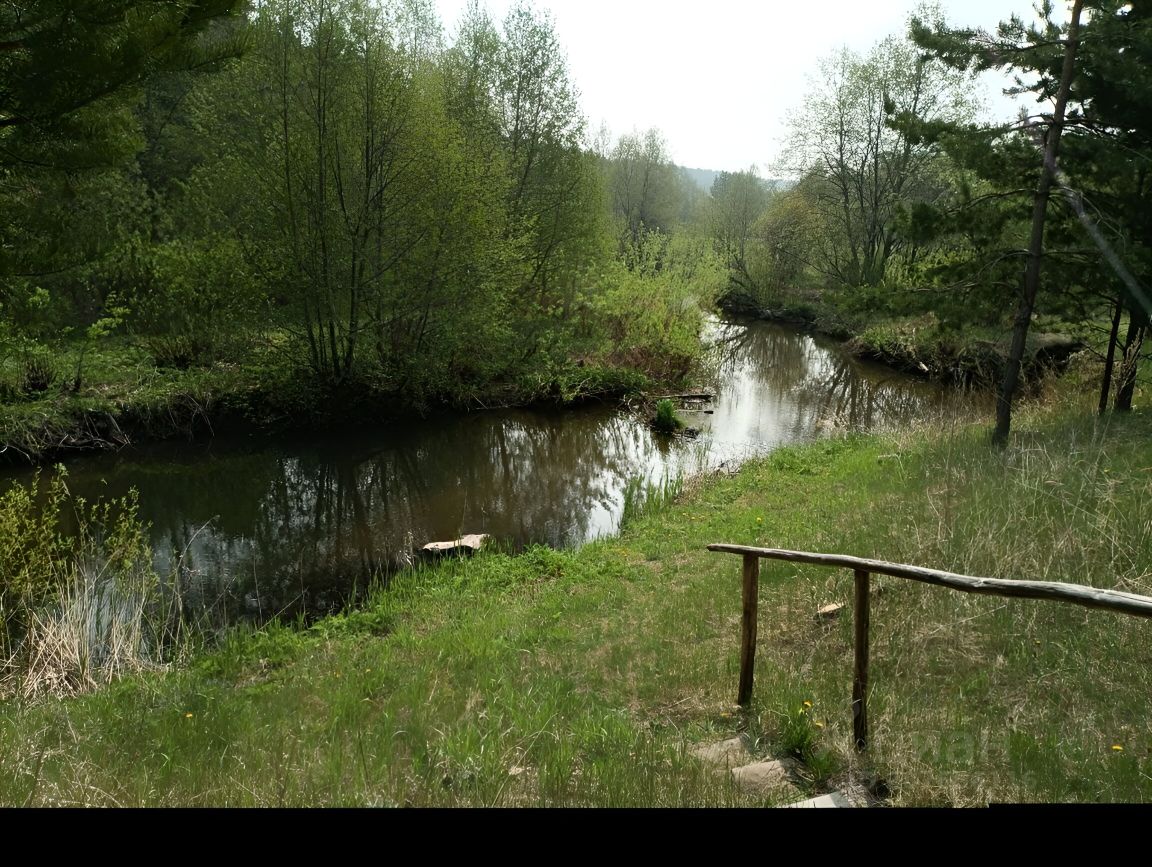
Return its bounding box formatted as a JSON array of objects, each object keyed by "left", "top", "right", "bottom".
[
  {"left": 2, "top": 385, "right": 1149, "bottom": 805},
  {"left": 0, "top": 337, "right": 671, "bottom": 466},
  {"left": 722, "top": 289, "right": 1087, "bottom": 387}
]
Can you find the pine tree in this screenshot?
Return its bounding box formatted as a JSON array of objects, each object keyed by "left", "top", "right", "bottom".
[{"left": 0, "top": 1, "right": 248, "bottom": 170}]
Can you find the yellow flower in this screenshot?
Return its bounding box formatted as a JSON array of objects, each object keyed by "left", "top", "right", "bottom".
[
  {"left": 184, "top": 712, "right": 193, "bottom": 719},
  {"left": 803, "top": 700, "right": 813, "bottom": 708},
  {"left": 756, "top": 517, "right": 762, "bottom": 523},
  {"left": 1111, "top": 744, "right": 1124, "bottom": 752}
]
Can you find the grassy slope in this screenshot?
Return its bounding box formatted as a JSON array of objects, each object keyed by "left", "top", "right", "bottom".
[{"left": 2, "top": 399, "right": 1150, "bottom": 806}]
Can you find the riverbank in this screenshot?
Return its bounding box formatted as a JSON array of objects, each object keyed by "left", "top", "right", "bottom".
[
  {"left": 721, "top": 290, "right": 1085, "bottom": 386},
  {"left": 0, "top": 340, "right": 663, "bottom": 466},
  {"left": 3, "top": 383, "right": 1149, "bottom": 806}
]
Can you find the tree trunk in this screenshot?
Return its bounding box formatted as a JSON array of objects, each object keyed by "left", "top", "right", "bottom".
[
  {"left": 1115, "top": 310, "right": 1148, "bottom": 412},
  {"left": 1098, "top": 297, "right": 1123, "bottom": 415},
  {"left": 993, "top": 0, "right": 1084, "bottom": 445}
]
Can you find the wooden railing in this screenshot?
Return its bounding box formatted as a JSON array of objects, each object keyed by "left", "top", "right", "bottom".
[{"left": 707, "top": 543, "right": 1152, "bottom": 751}]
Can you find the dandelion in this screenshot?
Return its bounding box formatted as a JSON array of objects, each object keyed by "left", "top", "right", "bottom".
[
  {"left": 1111, "top": 744, "right": 1124, "bottom": 752},
  {"left": 184, "top": 712, "right": 194, "bottom": 719}
]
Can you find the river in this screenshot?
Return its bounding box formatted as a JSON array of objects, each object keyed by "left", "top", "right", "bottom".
[{"left": 2, "top": 318, "right": 965, "bottom": 625}]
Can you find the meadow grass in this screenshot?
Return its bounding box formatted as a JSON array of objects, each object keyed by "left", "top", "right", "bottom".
[{"left": 1, "top": 392, "right": 1150, "bottom": 805}]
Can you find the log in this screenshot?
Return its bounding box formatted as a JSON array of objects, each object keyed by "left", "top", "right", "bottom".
[
  {"left": 421, "top": 533, "right": 491, "bottom": 556},
  {"left": 816, "top": 602, "right": 845, "bottom": 619},
  {"left": 652, "top": 393, "right": 714, "bottom": 402},
  {"left": 706, "top": 544, "right": 1152, "bottom": 619}
]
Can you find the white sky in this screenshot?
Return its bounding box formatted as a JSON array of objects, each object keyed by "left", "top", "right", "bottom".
[{"left": 432, "top": 0, "right": 1055, "bottom": 173}]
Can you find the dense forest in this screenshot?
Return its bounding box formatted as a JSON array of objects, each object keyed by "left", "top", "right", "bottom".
[
  {"left": 0, "top": 0, "right": 726, "bottom": 459},
  {"left": 2, "top": 1, "right": 1148, "bottom": 459}
]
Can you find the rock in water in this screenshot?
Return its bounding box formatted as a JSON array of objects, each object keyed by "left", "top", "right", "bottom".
[{"left": 421, "top": 534, "right": 491, "bottom": 556}]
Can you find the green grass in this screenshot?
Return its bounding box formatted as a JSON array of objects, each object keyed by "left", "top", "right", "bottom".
[
  {"left": 1, "top": 392, "right": 1151, "bottom": 805},
  {"left": 650, "top": 398, "right": 684, "bottom": 434}
]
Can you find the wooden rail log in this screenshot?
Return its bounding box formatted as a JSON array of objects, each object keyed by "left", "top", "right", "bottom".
[{"left": 707, "top": 544, "right": 1152, "bottom": 619}]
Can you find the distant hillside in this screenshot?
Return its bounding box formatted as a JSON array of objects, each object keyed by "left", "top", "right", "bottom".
[
  {"left": 680, "top": 166, "right": 721, "bottom": 193},
  {"left": 679, "top": 166, "right": 793, "bottom": 194}
]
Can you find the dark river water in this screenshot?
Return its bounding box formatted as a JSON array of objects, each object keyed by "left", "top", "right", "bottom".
[{"left": 2, "top": 319, "right": 963, "bottom": 624}]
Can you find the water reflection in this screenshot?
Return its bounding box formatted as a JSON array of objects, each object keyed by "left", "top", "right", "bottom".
[{"left": 2, "top": 319, "right": 969, "bottom": 622}]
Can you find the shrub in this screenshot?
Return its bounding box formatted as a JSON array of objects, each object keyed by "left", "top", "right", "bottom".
[{"left": 0, "top": 469, "right": 167, "bottom": 697}]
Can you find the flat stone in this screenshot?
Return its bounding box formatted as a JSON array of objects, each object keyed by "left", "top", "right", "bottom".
[
  {"left": 691, "top": 735, "right": 753, "bottom": 767},
  {"left": 783, "top": 790, "right": 852, "bottom": 808},
  {"left": 730, "top": 758, "right": 799, "bottom": 795},
  {"left": 816, "top": 602, "right": 845, "bottom": 619},
  {"left": 421, "top": 533, "right": 490, "bottom": 555}
]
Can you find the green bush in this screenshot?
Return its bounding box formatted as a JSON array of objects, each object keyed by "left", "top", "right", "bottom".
[{"left": 0, "top": 471, "right": 70, "bottom": 632}]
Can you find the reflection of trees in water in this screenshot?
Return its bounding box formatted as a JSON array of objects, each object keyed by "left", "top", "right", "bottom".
[
  {"left": 75, "top": 407, "right": 680, "bottom": 622},
  {"left": 794, "top": 352, "right": 941, "bottom": 431},
  {"left": 710, "top": 320, "right": 945, "bottom": 434},
  {"left": 710, "top": 319, "right": 813, "bottom": 391}
]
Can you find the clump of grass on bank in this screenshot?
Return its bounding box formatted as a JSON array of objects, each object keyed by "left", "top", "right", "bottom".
[
  {"left": 0, "top": 472, "right": 185, "bottom": 700},
  {"left": 1, "top": 398, "right": 1150, "bottom": 805},
  {"left": 650, "top": 399, "right": 683, "bottom": 434}
]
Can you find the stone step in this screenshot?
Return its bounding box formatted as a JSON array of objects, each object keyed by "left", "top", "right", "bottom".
[
  {"left": 783, "top": 790, "right": 852, "bottom": 808},
  {"left": 728, "top": 758, "right": 800, "bottom": 796},
  {"left": 689, "top": 735, "right": 753, "bottom": 767}
]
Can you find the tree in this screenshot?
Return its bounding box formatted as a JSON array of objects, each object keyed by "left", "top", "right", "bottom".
[
  {"left": 0, "top": 0, "right": 248, "bottom": 374},
  {"left": 1071, "top": 2, "right": 1152, "bottom": 411},
  {"left": 909, "top": 1, "right": 1152, "bottom": 438},
  {"left": 709, "top": 169, "right": 772, "bottom": 304},
  {"left": 493, "top": 2, "right": 599, "bottom": 306},
  {"left": 0, "top": 0, "right": 247, "bottom": 171},
  {"left": 779, "top": 8, "right": 977, "bottom": 289},
  {"left": 609, "top": 128, "right": 683, "bottom": 258},
  {"left": 215, "top": 0, "right": 479, "bottom": 386}
]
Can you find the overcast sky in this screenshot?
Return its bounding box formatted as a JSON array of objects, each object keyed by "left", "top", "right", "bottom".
[{"left": 432, "top": 0, "right": 1055, "bottom": 173}]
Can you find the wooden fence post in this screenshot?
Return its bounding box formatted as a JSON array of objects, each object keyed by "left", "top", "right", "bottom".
[
  {"left": 853, "top": 569, "right": 871, "bottom": 750},
  {"left": 737, "top": 554, "right": 760, "bottom": 706}
]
